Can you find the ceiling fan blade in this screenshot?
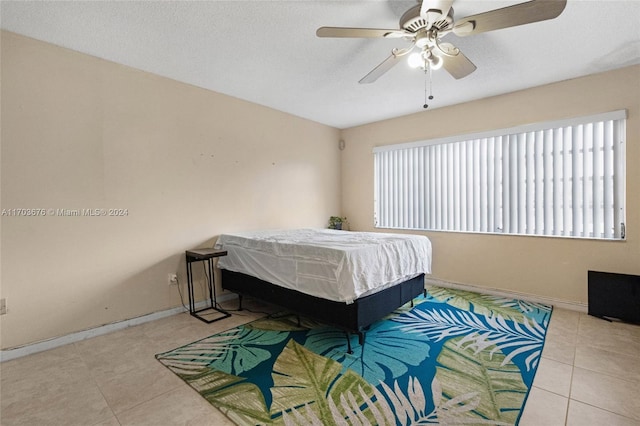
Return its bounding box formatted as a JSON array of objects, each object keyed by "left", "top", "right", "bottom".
[
  {"left": 359, "top": 54, "right": 403, "bottom": 84},
  {"left": 435, "top": 43, "right": 477, "bottom": 79},
  {"left": 316, "top": 27, "right": 406, "bottom": 39},
  {"left": 453, "top": 0, "right": 567, "bottom": 37},
  {"left": 420, "top": 0, "right": 454, "bottom": 25}
]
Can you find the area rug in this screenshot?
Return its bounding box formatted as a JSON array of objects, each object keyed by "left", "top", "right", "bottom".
[{"left": 156, "top": 286, "right": 552, "bottom": 425}]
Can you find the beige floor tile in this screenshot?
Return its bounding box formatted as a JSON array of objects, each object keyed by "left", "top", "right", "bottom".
[
  {"left": 1, "top": 357, "right": 112, "bottom": 426},
  {"left": 545, "top": 309, "right": 579, "bottom": 345},
  {"left": 566, "top": 400, "right": 640, "bottom": 426},
  {"left": 0, "top": 343, "right": 82, "bottom": 383},
  {"left": 550, "top": 308, "right": 581, "bottom": 329},
  {"left": 115, "top": 385, "right": 235, "bottom": 426},
  {"left": 74, "top": 324, "right": 154, "bottom": 360},
  {"left": 518, "top": 387, "right": 568, "bottom": 426},
  {"left": 579, "top": 313, "right": 640, "bottom": 339},
  {"left": 138, "top": 311, "right": 203, "bottom": 338},
  {"left": 548, "top": 308, "right": 580, "bottom": 331},
  {"left": 576, "top": 329, "right": 640, "bottom": 360},
  {"left": 77, "top": 336, "right": 164, "bottom": 382},
  {"left": 89, "top": 413, "right": 122, "bottom": 426},
  {"left": 531, "top": 357, "right": 573, "bottom": 397},
  {"left": 542, "top": 336, "right": 576, "bottom": 365},
  {"left": 152, "top": 320, "right": 225, "bottom": 349},
  {"left": 94, "top": 359, "right": 185, "bottom": 414},
  {"left": 577, "top": 314, "right": 640, "bottom": 358},
  {"left": 571, "top": 366, "right": 640, "bottom": 421},
  {"left": 574, "top": 344, "right": 640, "bottom": 383},
  {"left": 75, "top": 322, "right": 149, "bottom": 356}
]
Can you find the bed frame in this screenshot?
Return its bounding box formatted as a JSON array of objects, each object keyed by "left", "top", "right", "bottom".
[{"left": 222, "top": 269, "right": 425, "bottom": 353}]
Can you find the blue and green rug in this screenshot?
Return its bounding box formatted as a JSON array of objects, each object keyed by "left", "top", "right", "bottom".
[{"left": 156, "top": 286, "right": 551, "bottom": 425}]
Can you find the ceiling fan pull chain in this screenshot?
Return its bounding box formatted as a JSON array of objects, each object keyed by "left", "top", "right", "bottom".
[
  {"left": 423, "top": 63, "right": 434, "bottom": 109},
  {"left": 423, "top": 65, "right": 429, "bottom": 109}
]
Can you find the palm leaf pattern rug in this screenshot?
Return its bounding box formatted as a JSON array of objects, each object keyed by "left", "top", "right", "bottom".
[{"left": 156, "top": 286, "right": 552, "bottom": 425}]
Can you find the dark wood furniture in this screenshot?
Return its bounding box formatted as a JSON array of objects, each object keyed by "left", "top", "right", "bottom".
[{"left": 185, "top": 248, "right": 231, "bottom": 324}]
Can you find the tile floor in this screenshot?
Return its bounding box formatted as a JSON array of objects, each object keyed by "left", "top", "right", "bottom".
[{"left": 1, "top": 300, "right": 639, "bottom": 425}]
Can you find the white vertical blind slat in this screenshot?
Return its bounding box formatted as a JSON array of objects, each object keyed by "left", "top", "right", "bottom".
[
  {"left": 429, "top": 146, "right": 436, "bottom": 230},
  {"left": 562, "top": 127, "right": 573, "bottom": 236},
  {"left": 453, "top": 143, "right": 460, "bottom": 230},
  {"left": 592, "top": 122, "right": 603, "bottom": 238},
  {"left": 602, "top": 121, "right": 613, "bottom": 239},
  {"left": 552, "top": 128, "right": 563, "bottom": 236},
  {"left": 487, "top": 138, "right": 495, "bottom": 232},
  {"left": 572, "top": 125, "right": 583, "bottom": 237},
  {"left": 495, "top": 138, "right": 504, "bottom": 233},
  {"left": 480, "top": 139, "right": 488, "bottom": 232},
  {"left": 441, "top": 144, "right": 449, "bottom": 229},
  {"left": 447, "top": 143, "right": 455, "bottom": 229},
  {"left": 381, "top": 151, "right": 386, "bottom": 228},
  {"left": 583, "top": 123, "right": 593, "bottom": 237},
  {"left": 511, "top": 135, "right": 518, "bottom": 233},
  {"left": 525, "top": 132, "right": 535, "bottom": 234},
  {"left": 613, "top": 120, "right": 624, "bottom": 238},
  {"left": 460, "top": 143, "right": 468, "bottom": 231},
  {"left": 474, "top": 140, "right": 481, "bottom": 231},
  {"left": 534, "top": 131, "right": 544, "bottom": 234},
  {"left": 543, "top": 129, "right": 553, "bottom": 235},
  {"left": 516, "top": 133, "right": 525, "bottom": 234}
]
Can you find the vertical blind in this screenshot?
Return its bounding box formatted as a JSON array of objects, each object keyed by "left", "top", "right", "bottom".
[{"left": 374, "top": 110, "right": 626, "bottom": 239}]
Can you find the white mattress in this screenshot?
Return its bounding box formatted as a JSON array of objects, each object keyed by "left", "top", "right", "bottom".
[{"left": 215, "top": 228, "right": 432, "bottom": 304}]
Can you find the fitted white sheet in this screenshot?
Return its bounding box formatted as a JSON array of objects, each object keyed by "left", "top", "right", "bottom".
[{"left": 215, "top": 228, "right": 432, "bottom": 303}]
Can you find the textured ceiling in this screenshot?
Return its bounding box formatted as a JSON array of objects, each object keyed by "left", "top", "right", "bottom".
[{"left": 1, "top": 0, "right": 639, "bottom": 129}]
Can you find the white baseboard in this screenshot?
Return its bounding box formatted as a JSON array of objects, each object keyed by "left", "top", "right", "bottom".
[
  {"left": 0, "top": 294, "right": 237, "bottom": 363},
  {"left": 425, "top": 277, "right": 588, "bottom": 313},
  {"left": 2, "top": 282, "right": 587, "bottom": 362}
]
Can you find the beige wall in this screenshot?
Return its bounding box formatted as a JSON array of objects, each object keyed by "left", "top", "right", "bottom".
[
  {"left": 2, "top": 29, "right": 638, "bottom": 350},
  {"left": 0, "top": 31, "right": 341, "bottom": 349},
  {"left": 341, "top": 65, "right": 640, "bottom": 304}
]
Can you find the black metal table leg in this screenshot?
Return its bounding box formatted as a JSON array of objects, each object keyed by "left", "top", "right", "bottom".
[{"left": 185, "top": 248, "right": 231, "bottom": 324}]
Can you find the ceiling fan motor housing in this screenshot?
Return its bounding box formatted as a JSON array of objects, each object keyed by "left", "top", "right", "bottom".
[{"left": 400, "top": 4, "right": 454, "bottom": 33}]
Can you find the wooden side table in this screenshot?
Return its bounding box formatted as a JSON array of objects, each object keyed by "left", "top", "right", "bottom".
[{"left": 185, "top": 248, "right": 231, "bottom": 323}]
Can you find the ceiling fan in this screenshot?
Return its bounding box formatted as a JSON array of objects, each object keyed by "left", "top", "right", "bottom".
[{"left": 316, "top": 0, "right": 567, "bottom": 84}]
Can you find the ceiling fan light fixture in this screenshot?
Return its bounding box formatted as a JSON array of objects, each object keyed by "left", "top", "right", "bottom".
[
  {"left": 408, "top": 52, "right": 424, "bottom": 68},
  {"left": 429, "top": 54, "right": 443, "bottom": 70}
]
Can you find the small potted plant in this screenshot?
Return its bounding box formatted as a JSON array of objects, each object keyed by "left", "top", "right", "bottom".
[{"left": 328, "top": 216, "right": 347, "bottom": 230}]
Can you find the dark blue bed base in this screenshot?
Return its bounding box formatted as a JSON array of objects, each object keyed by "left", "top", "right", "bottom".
[{"left": 221, "top": 269, "right": 425, "bottom": 352}]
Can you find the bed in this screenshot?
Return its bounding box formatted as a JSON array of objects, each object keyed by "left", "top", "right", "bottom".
[{"left": 215, "top": 228, "right": 432, "bottom": 351}]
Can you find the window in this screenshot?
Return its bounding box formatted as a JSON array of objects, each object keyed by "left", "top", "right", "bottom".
[{"left": 374, "top": 110, "right": 626, "bottom": 240}]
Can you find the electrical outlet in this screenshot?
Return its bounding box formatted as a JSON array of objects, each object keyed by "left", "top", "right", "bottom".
[
  {"left": 168, "top": 273, "right": 178, "bottom": 285},
  {"left": 0, "top": 298, "right": 6, "bottom": 315}
]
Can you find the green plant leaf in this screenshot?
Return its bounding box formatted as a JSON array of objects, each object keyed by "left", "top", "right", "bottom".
[
  {"left": 180, "top": 367, "right": 272, "bottom": 425},
  {"left": 394, "top": 307, "right": 545, "bottom": 372},
  {"left": 158, "top": 327, "right": 290, "bottom": 376},
  {"left": 435, "top": 336, "right": 528, "bottom": 424},
  {"left": 305, "top": 323, "right": 431, "bottom": 383},
  {"left": 428, "top": 286, "right": 530, "bottom": 323},
  {"left": 269, "top": 339, "right": 379, "bottom": 424},
  {"left": 156, "top": 328, "right": 244, "bottom": 375},
  {"left": 179, "top": 365, "right": 244, "bottom": 392}
]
